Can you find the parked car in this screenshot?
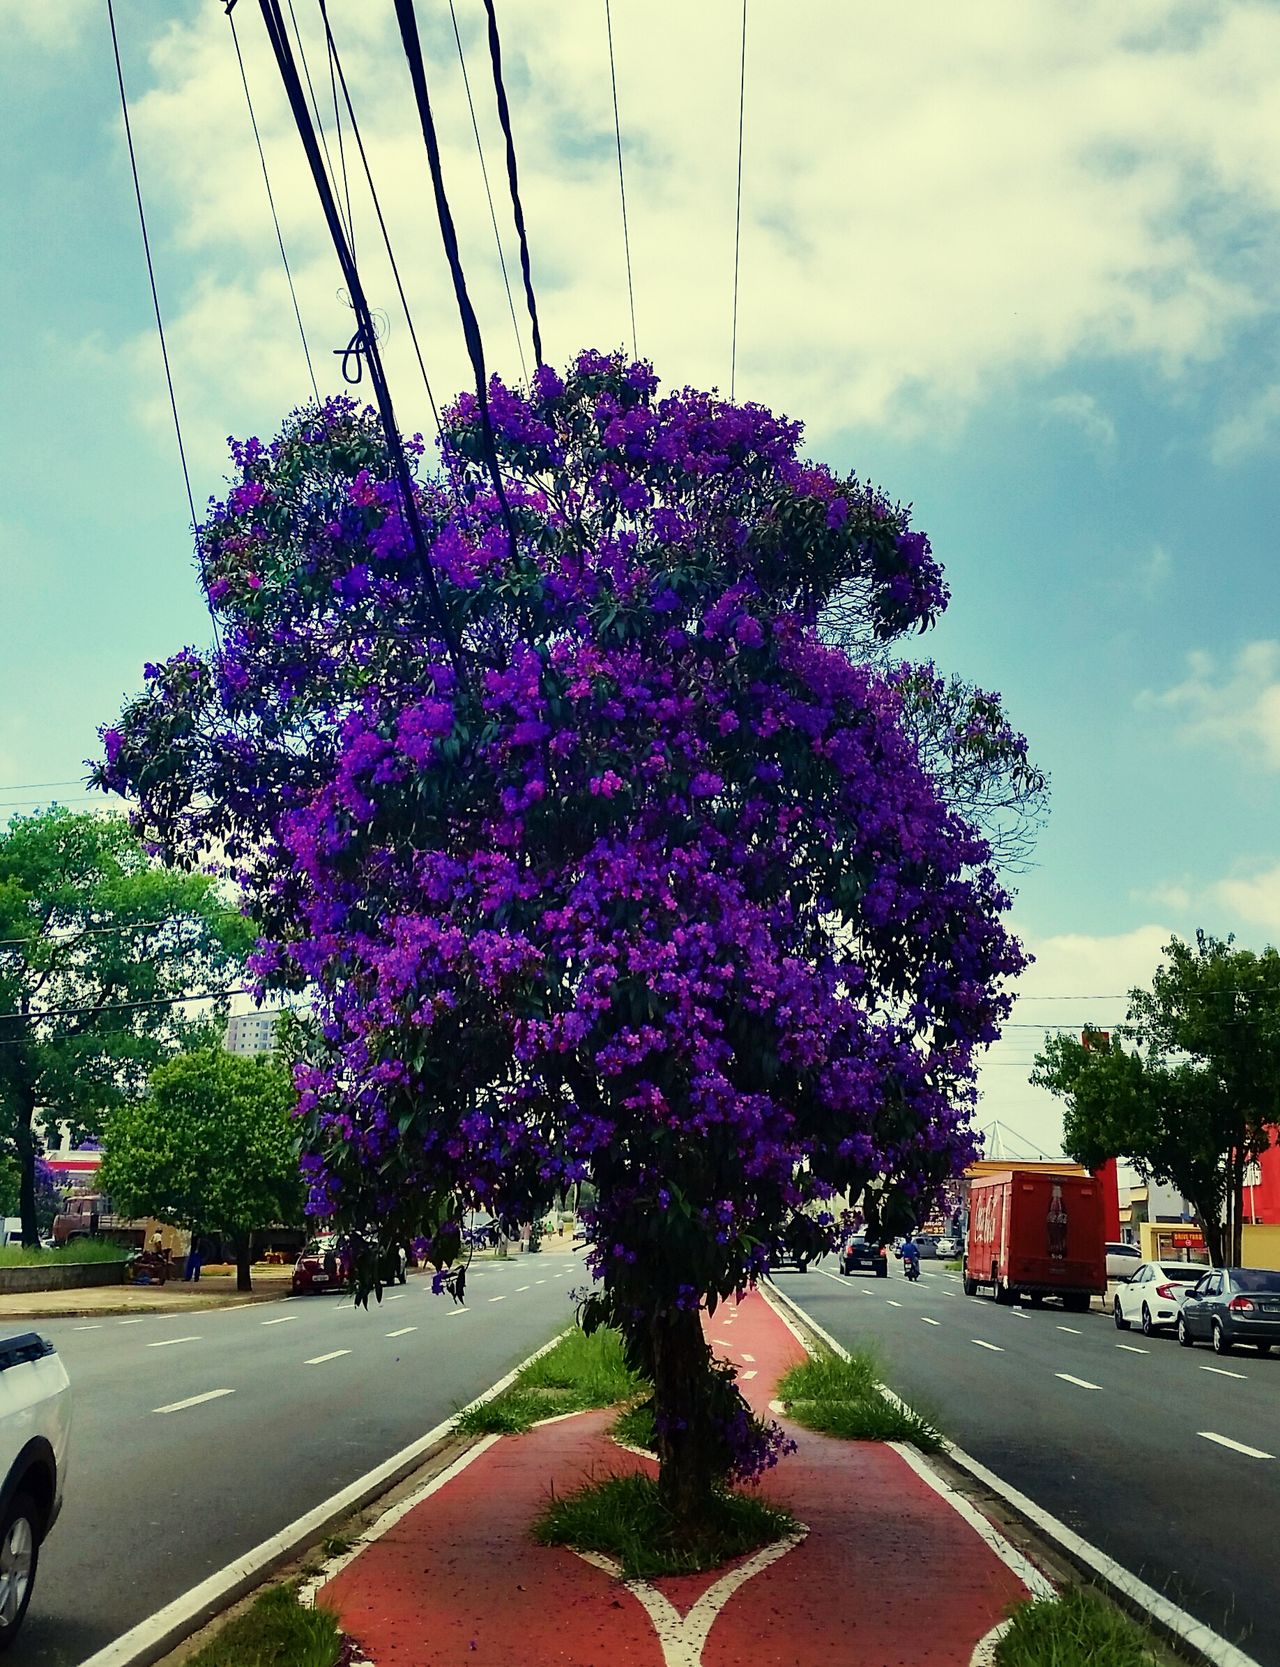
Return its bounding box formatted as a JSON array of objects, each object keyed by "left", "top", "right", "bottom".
[
  {"left": 0, "top": 1331, "right": 71, "bottom": 1649},
  {"left": 1111, "top": 1261, "right": 1202, "bottom": 1336},
  {"left": 292, "top": 1234, "right": 342, "bottom": 1295},
  {"left": 1177, "top": 1267, "right": 1280, "bottom": 1355},
  {"left": 840, "top": 1235, "right": 888, "bottom": 1278},
  {"left": 769, "top": 1248, "right": 813, "bottom": 1273},
  {"left": 1105, "top": 1241, "right": 1142, "bottom": 1281},
  {"left": 932, "top": 1236, "right": 958, "bottom": 1258}
]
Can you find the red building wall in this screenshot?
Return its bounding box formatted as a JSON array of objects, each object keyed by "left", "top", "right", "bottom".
[{"left": 1249, "top": 1130, "right": 1280, "bottom": 1225}]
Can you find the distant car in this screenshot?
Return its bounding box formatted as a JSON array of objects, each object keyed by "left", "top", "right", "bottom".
[
  {"left": 769, "top": 1248, "right": 813, "bottom": 1273},
  {"left": 1112, "top": 1261, "right": 1202, "bottom": 1336},
  {"left": 1105, "top": 1242, "right": 1142, "bottom": 1281},
  {"left": 840, "top": 1235, "right": 888, "bottom": 1278},
  {"left": 0, "top": 1331, "right": 71, "bottom": 1648},
  {"left": 292, "top": 1234, "right": 342, "bottom": 1295},
  {"left": 1177, "top": 1267, "right": 1280, "bottom": 1355},
  {"left": 932, "top": 1236, "right": 958, "bottom": 1258}
]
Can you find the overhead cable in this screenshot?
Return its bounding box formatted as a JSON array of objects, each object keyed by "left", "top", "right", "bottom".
[
  {"left": 106, "top": 0, "right": 221, "bottom": 654},
  {"left": 228, "top": 4, "right": 321, "bottom": 404},
  {"left": 391, "top": 0, "right": 518, "bottom": 558},
  {"left": 730, "top": 0, "right": 747, "bottom": 401},
  {"left": 604, "top": 0, "right": 637, "bottom": 359},
  {"left": 257, "top": 0, "right": 464, "bottom": 676},
  {"left": 481, "top": 0, "right": 544, "bottom": 368},
  {"left": 447, "top": 0, "right": 527, "bottom": 381},
  {"left": 318, "top": 6, "right": 442, "bottom": 435},
  {"left": 282, "top": 0, "right": 352, "bottom": 250}
]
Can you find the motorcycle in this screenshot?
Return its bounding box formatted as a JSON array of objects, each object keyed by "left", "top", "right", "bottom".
[{"left": 903, "top": 1257, "right": 921, "bottom": 1283}]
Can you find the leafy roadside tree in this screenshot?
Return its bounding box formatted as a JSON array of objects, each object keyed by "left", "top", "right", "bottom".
[
  {"left": 97, "top": 354, "right": 1028, "bottom": 1528},
  {"left": 0, "top": 809, "right": 251, "bottom": 1246},
  {"left": 101, "top": 1047, "right": 303, "bottom": 1290},
  {"left": 1032, "top": 933, "right": 1280, "bottom": 1266},
  {"left": 0, "top": 1152, "right": 61, "bottom": 1234}
]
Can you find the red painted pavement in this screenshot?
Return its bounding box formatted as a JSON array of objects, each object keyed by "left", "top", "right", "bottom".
[{"left": 321, "top": 1289, "right": 1032, "bottom": 1665}]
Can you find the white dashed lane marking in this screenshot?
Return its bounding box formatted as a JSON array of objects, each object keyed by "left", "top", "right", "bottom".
[
  {"left": 517, "top": 1285, "right": 530, "bottom": 1292},
  {"left": 445, "top": 1307, "right": 469, "bottom": 1318},
  {"left": 1056, "top": 1326, "right": 1082, "bottom": 1335},
  {"left": 971, "top": 1340, "right": 1004, "bottom": 1352},
  {"left": 921, "top": 1317, "right": 941, "bottom": 1326},
  {"left": 1199, "top": 1432, "right": 1274, "bottom": 1459},
  {"left": 118, "top": 1318, "right": 146, "bottom": 1326},
  {"left": 489, "top": 1295, "right": 507, "bottom": 1303},
  {"left": 73, "top": 1325, "right": 102, "bottom": 1332},
  {"left": 741, "top": 1370, "right": 758, "bottom": 1380},
  {"left": 1056, "top": 1373, "right": 1102, "bottom": 1391},
  {"left": 305, "top": 1349, "right": 351, "bottom": 1365},
  {"left": 1199, "top": 1365, "right": 1247, "bottom": 1380},
  {"left": 386, "top": 1327, "right": 417, "bottom": 1338},
  {"left": 535, "top": 1279, "right": 547, "bottom": 1285},
  {"left": 147, "top": 1336, "right": 202, "bottom": 1349},
  {"left": 154, "top": 1389, "right": 234, "bottom": 1415},
  {"left": 261, "top": 1316, "right": 297, "bottom": 1326},
  {"left": 741, "top": 1353, "right": 755, "bottom": 1362},
  {"left": 1115, "top": 1344, "right": 1148, "bottom": 1354},
  {"left": 886, "top": 1300, "right": 902, "bottom": 1309}
]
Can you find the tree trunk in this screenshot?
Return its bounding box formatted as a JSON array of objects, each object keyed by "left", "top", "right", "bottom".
[
  {"left": 1230, "top": 1153, "right": 1245, "bottom": 1268},
  {"left": 14, "top": 1086, "right": 40, "bottom": 1250},
  {"left": 1193, "top": 1203, "right": 1226, "bottom": 1268},
  {"left": 234, "top": 1234, "right": 253, "bottom": 1292},
  {"left": 651, "top": 1307, "right": 718, "bottom": 1530}
]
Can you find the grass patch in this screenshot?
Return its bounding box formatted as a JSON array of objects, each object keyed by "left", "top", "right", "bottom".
[
  {"left": 996, "top": 1587, "right": 1163, "bottom": 1666},
  {"left": 611, "top": 1401, "right": 656, "bottom": 1452},
  {"left": 454, "top": 1326, "right": 647, "bottom": 1436},
  {"left": 0, "top": 1240, "right": 128, "bottom": 1267},
  {"left": 534, "top": 1472, "right": 797, "bottom": 1579},
  {"left": 777, "top": 1352, "right": 943, "bottom": 1453},
  {"left": 183, "top": 1584, "right": 342, "bottom": 1667},
  {"left": 945, "top": 1258, "right": 962, "bottom": 1273}
]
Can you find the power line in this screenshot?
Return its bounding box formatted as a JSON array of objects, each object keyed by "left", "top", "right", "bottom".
[
  {"left": 283, "top": 0, "right": 351, "bottom": 251},
  {"left": 106, "top": 0, "right": 221, "bottom": 656},
  {"left": 604, "top": 0, "right": 637, "bottom": 360},
  {"left": 321, "top": 0, "right": 355, "bottom": 261},
  {"left": 481, "top": 0, "right": 544, "bottom": 369},
  {"left": 391, "top": 0, "right": 518, "bottom": 561},
  {"left": 729, "top": 0, "right": 747, "bottom": 401},
  {"left": 318, "top": 6, "right": 441, "bottom": 435},
  {"left": 447, "top": 0, "right": 527, "bottom": 381},
  {"left": 0, "top": 986, "right": 253, "bottom": 1031},
  {"left": 228, "top": 4, "right": 320, "bottom": 405}
]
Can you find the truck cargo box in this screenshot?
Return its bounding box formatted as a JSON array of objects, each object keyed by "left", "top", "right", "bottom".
[{"left": 965, "top": 1168, "right": 1106, "bottom": 1310}]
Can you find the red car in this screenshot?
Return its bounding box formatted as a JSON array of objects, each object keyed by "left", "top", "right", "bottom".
[{"left": 292, "top": 1234, "right": 342, "bottom": 1295}]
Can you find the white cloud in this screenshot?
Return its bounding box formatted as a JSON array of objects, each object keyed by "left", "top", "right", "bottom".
[
  {"left": 1043, "top": 392, "right": 1116, "bottom": 450},
  {"left": 1144, "top": 640, "right": 1280, "bottom": 768},
  {"left": 1136, "top": 542, "right": 1172, "bottom": 595},
  {"left": 1213, "top": 864, "right": 1280, "bottom": 934},
  {"left": 0, "top": 0, "right": 91, "bottom": 50},
  {"left": 80, "top": 0, "right": 1280, "bottom": 490},
  {"left": 1131, "top": 880, "right": 1192, "bottom": 911},
  {"left": 1211, "top": 382, "right": 1280, "bottom": 464}
]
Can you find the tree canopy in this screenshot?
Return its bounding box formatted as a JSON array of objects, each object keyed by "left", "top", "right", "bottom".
[
  {"left": 98, "top": 352, "right": 1029, "bottom": 1519},
  {"left": 0, "top": 808, "right": 251, "bottom": 1245},
  {"left": 101, "top": 1046, "right": 302, "bottom": 1290},
  {"left": 1032, "top": 932, "right": 1280, "bottom": 1265}
]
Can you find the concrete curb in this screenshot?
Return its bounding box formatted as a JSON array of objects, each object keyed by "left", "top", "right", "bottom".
[
  {"left": 76, "top": 1326, "right": 570, "bottom": 1667},
  {"left": 764, "top": 1277, "right": 1263, "bottom": 1667}
]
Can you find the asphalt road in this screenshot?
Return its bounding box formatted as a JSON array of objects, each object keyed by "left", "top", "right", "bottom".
[
  {"left": 16, "top": 1252, "right": 583, "bottom": 1666},
  {"left": 774, "top": 1260, "right": 1279, "bottom": 1666}
]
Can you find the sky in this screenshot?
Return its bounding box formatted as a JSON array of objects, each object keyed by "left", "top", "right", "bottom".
[{"left": 4, "top": 1, "right": 1280, "bottom": 1156}]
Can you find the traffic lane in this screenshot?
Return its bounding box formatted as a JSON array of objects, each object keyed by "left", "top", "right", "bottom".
[
  {"left": 22, "top": 1262, "right": 581, "bottom": 1666},
  {"left": 777, "top": 1270, "right": 1279, "bottom": 1666}
]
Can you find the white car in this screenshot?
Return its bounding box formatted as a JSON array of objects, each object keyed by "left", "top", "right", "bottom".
[
  {"left": 1112, "top": 1261, "right": 1203, "bottom": 1337},
  {"left": 1105, "top": 1241, "right": 1142, "bottom": 1281},
  {"left": 0, "top": 1331, "right": 71, "bottom": 1649}
]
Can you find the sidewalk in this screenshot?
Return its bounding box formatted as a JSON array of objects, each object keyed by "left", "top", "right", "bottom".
[
  {"left": 316, "top": 1287, "right": 1043, "bottom": 1666},
  {"left": 0, "top": 1264, "right": 294, "bottom": 1319}
]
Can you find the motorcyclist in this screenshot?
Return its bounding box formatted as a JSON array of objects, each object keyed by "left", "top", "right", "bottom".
[{"left": 900, "top": 1232, "right": 921, "bottom": 1278}]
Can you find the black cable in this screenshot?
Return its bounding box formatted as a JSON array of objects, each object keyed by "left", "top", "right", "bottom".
[
  {"left": 391, "top": 0, "right": 518, "bottom": 558},
  {"left": 447, "top": 0, "right": 528, "bottom": 382},
  {"left": 481, "top": 0, "right": 544, "bottom": 369},
  {"left": 107, "top": 0, "right": 221, "bottom": 655},
  {"left": 0, "top": 986, "right": 254, "bottom": 1028},
  {"left": 283, "top": 0, "right": 351, "bottom": 250},
  {"left": 604, "top": 0, "right": 637, "bottom": 360},
  {"left": 321, "top": 0, "right": 355, "bottom": 260},
  {"left": 257, "top": 0, "right": 465, "bottom": 677},
  {"left": 229, "top": 5, "right": 321, "bottom": 405},
  {"left": 730, "top": 0, "right": 747, "bottom": 402},
  {"left": 319, "top": 8, "right": 440, "bottom": 433}
]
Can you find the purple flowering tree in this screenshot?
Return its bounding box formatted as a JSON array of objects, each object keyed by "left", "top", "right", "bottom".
[{"left": 98, "top": 352, "right": 1027, "bottom": 1527}]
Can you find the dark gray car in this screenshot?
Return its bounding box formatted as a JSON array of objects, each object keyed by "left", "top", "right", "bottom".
[{"left": 1177, "top": 1266, "right": 1280, "bottom": 1355}]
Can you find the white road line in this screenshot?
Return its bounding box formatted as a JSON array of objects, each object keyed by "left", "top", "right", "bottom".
[
  {"left": 385, "top": 1293, "right": 405, "bottom": 1301},
  {"left": 386, "top": 1327, "right": 417, "bottom": 1338},
  {"left": 147, "top": 1336, "right": 202, "bottom": 1348},
  {"left": 886, "top": 1300, "right": 902, "bottom": 1308},
  {"left": 553, "top": 1273, "right": 565, "bottom": 1278},
  {"left": 73, "top": 1325, "right": 102, "bottom": 1332},
  {"left": 305, "top": 1349, "right": 352, "bottom": 1365},
  {"left": 971, "top": 1339, "right": 1004, "bottom": 1352},
  {"left": 535, "top": 1279, "right": 547, "bottom": 1285},
  {"left": 1198, "top": 1431, "right": 1274, "bottom": 1460},
  {"left": 740, "top": 1369, "right": 758, "bottom": 1380},
  {"left": 516, "top": 1285, "right": 530, "bottom": 1292},
  {"left": 921, "top": 1317, "right": 941, "bottom": 1326},
  {"left": 262, "top": 1316, "right": 298, "bottom": 1326},
  {"left": 445, "top": 1307, "right": 469, "bottom": 1317},
  {"left": 119, "top": 1318, "right": 146, "bottom": 1325},
  {"left": 1199, "top": 1365, "right": 1248, "bottom": 1381},
  {"left": 741, "top": 1353, "right": 755, "bottom": 1362},
  {"left": 1056, "top": 1326, "right": 1082, "bottom": 1335},
  {"left": 1011, "top": 1310, "right": 1028, "bottom": 1319},
  {"left": 1056, "top": 1373, "right": 1102, "bottom": 1391},
  {"left": 153, "top": 1388, "right": 234, "bottom": 1415},
  {"left": 488, "top": 1295, "right": 507, "bottom": 1303},
  {"left": 1115, "top": 1344, "right": 1148, "bottom": 1354},
  {"left": 712, "top": 1337, "right": 733, "bottom": 1345}
]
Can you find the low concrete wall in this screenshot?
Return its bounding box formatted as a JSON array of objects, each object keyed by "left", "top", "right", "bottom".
[{"left": 0, "top": 1260, "right": 126, "bottom": 1294}]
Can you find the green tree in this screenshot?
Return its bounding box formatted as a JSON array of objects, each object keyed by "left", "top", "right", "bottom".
[
  {"left": 0, "top": 808, "right": 251, "bottom": 1246},
  {"left": 101, "top": 1047, "right": 303, "bottom": 1291},
  {"left": 1032, "top": 933, "right": 1280, "bottom": 1266}
]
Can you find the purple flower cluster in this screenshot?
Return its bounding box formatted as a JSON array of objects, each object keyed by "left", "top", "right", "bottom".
[{"left": 96, "top": 351, "right": 1025, "bottom": 1420}]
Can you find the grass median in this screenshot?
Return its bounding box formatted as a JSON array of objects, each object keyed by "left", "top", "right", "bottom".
[
  {"left": 777, "top": 1350, "right": 944, "bottom": 1451},
  {"left": 453, "top": 1324, "right": 647, "bottom": 1435},
  {"left": 995, "top": 1586, "right": 1164, "bottom": 1666},
  {"left": 183, "top": 1584, "right": 342, "bottom": 1667}
]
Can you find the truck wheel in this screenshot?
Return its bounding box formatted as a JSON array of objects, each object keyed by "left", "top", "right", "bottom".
[
  {"left": 0, "top": 1492, "right": 39, "bottom": 1651},
  {"left": 994, "top": 1282, "right": 1014, "bottom": 1306},
  {"left": 962, "top": 1276, "right": 978, "bottom": 1297}
]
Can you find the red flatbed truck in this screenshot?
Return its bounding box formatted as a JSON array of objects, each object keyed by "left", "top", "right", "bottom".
[{"left": 964, "top": 1168, "right": 1106, "bottom": 1311}]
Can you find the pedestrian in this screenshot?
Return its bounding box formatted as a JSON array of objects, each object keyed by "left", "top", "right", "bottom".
[{"left": 184, "top": 1236, "right": 203, "bottom": 1282}]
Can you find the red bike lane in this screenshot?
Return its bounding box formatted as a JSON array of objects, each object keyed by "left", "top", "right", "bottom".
[{"left": 319, "top": 1288, "right": 1039, "bottom": 1665}]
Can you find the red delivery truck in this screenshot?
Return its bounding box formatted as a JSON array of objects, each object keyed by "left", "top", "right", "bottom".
[{"left": 964, "top": 1169, "right": 1106, "bottom": 1311}]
